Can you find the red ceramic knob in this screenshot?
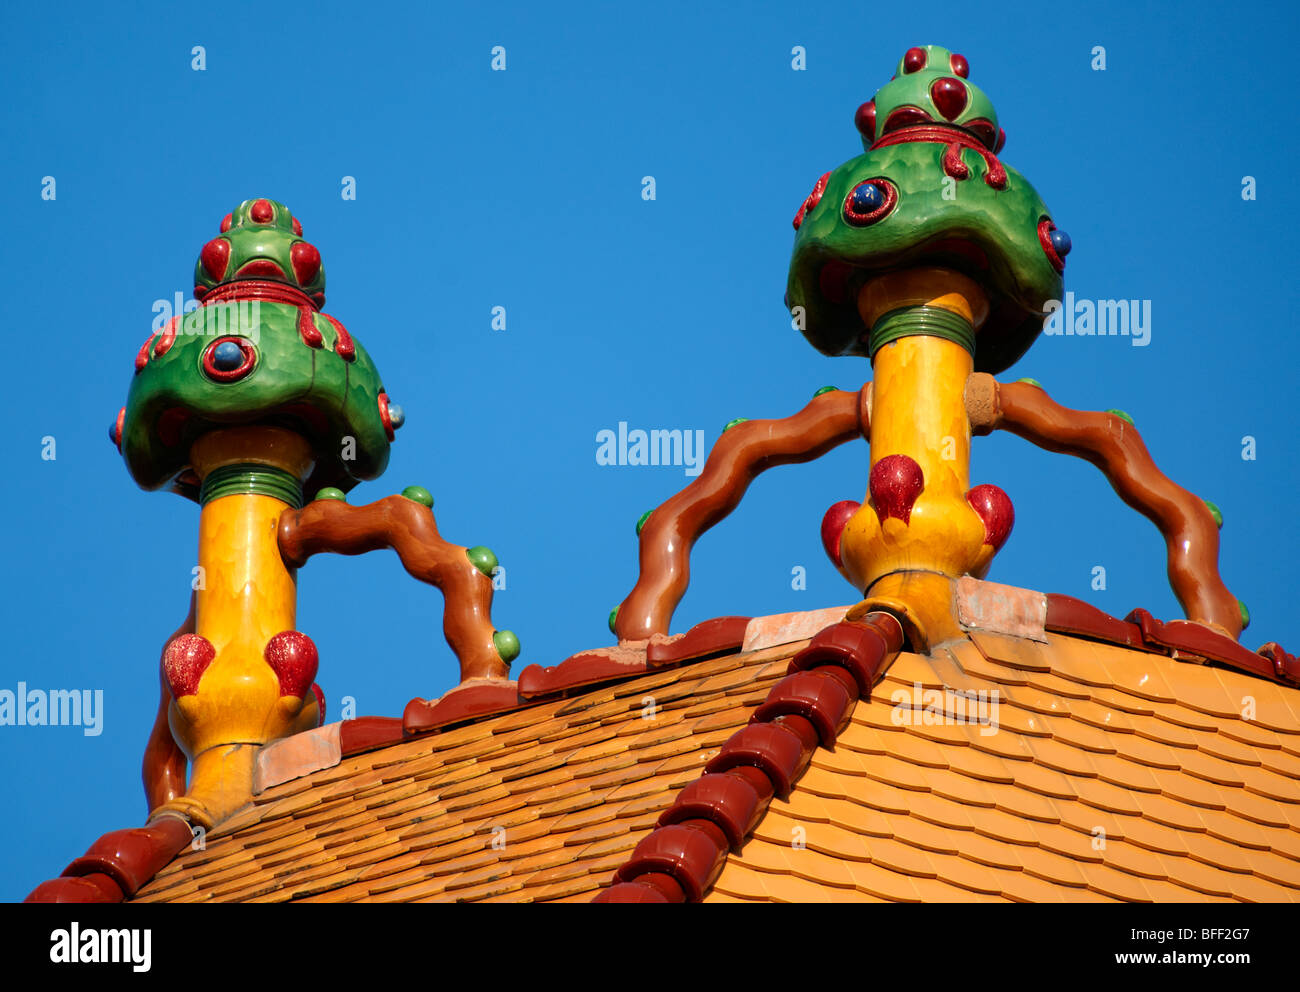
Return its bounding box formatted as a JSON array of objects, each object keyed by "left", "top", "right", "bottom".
[
  {"left": 854, "top": 100, "right": 876, "bottom": 141},
  {"left": 820, "top": 500, "right": 861, "bottom": 569},
  {"left": 264, "top": 631, "right": 320, "bottom": 699},
  {"left": 219, "top": 213, "right": 233, "bottom": 233},
  {"left": 200, "top": 238, "right": 230, "bottom": 281},
  {"left": 967, "top": 483, "right": 1015, "bottom": 550},
  {"left": 949, "top": 53, "right": 969, "bottom": 78},
  {"left": 163, "top": 634, "right": 216, "bottom": 699},
  {"left": 292, "top": 217, "right": 303, "bottom": 236},
  {"left": 290, "top": 241, "right": 321, "bottom": 285},
  {"left": 869, "top": 454, "right": 924, "bottom": 525},
  {"left": 250, "top": 198, "right": 275, "bottom": 224},
  {"left": 902, "top": 47, "right": 927, "bottom": 73},
  {"left": 930, "top": 77, "right": 968, "bottom": 121}
]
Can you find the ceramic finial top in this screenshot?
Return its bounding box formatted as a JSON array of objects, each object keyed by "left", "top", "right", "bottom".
[
  {"left": 117, "top": 200, "right": 396, "bottom": 501},
  {"left": 194, "top": 198, "right": 325, "bottom": 307},
  {"left": 786, "top": 45, "right": 1071, "bottom": 375}
]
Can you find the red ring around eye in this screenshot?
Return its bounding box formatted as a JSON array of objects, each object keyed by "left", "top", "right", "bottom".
[
  {"left": 843, "top": 178, "right": 898, "bottom": 226},
  {"left": 202, "top": 336, "right": 258, "bottom": 382},
  {"left": 1038, "top": 217, "right": 1066, "bottom": 273}
]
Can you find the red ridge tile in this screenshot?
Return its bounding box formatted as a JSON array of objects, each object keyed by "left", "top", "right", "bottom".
[
  {"left": 27, "top": 816, "right": 195, "bottom": 903},
  {"left": 61, "top": 817, "right": 194, "bottom": 896},
  {"left": 595, "top": 612, "right": 905, "bottom": 903},
  {"left": 788, "top": 617, "right": 903, "bottom": 695},
  {"left": 339, "top": 717, "right": 405, "bottom": 757},
  {"left": 657, "top": 768, "right": 773, "bottom": 849},
  {"left": 751, "top": 669, "right": 857, "bottom": 746},
  {"left": 517, "top": 645, "right": 650, "bottom": 699},
  {"left": 25, "top": 873, "right": 125, "bottom": 903},
  {"left": 1045, "top": 594, "right": 1148, "bottom": 651},
  {"left": 403, "top": 680, "right": 525, "bottom": 735},
  {"left": 646, "top": 616, "right": 751, "bottom": 669},
  {"left": 1126, "top": 610, "right": 1294, "bottom": 687}
]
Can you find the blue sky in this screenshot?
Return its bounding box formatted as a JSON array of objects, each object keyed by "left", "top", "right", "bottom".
[{"left": 1, "top": 0, "right": 1296, "bottom": 900}]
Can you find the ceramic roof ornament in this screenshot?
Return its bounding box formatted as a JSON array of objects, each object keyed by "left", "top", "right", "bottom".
[
  {"left": 615, "top": 46, "right": 1241, "bottom": 651},
  {"left": 115, "top": 200, "right": 519, "bottom": 828}
]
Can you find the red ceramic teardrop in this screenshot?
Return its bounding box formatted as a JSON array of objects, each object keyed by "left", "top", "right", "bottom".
[
  {"left": 219, "top": 213, "right": 233, "bottom": 233},
  {"left": 200, "top": 238, "right": 230, "bottom": 281},
  {"left": 264, "top": 631, "right": 319, "bottom": 699},
  {"left": 902, "top": 47, "right": 927, "bottom": 73},
  {"left": 250, "top": 198, "right": 275, "bottom": 224},
  {"left": 854, "top": 100, "right": 877, "bottom": 141},
  {"left": 290, "top": 241, "right": 321, "bottom": 285},
  {"left": 949, "top": 53, "right": 969, "bottom": 78},
  {"left": 870, "top": 455, "right": 924, "bottom": 525},
  {"left": 820, "top": 500, "right": 861, "bottom": 568},
  {"left": 967, "top": 484, "right": 1015, "bottom": 550},
  {"left": 163, "top": 634, "right": 216, "bottom": 698},
  {"left": 930, "top": 77, "right": 968, "bottom": 121}
]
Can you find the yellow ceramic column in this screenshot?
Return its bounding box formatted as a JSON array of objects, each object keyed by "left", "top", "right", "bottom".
[
  {"left": 837, "top": 268, "right": 994, "bottom": 647},
  {"left": 159, "top": 426, "right": 318, "bottom": 826}
]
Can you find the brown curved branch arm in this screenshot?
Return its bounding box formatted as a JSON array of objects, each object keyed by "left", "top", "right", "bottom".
[
  {"left": 277, "top": 496, "right": 508, "bottom": 682},
  {"left": 982, "top": 377, "right": 1240, "bottom": 638},
  {"left": 616, "top": 388, "right": 868, "bottom": 640},
  {"left": 142, "top": 594, "right": 195, "bottom": 815}
]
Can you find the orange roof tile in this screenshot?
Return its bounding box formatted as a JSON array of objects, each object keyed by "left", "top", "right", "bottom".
[{"left": 27, "top": 588, "right": 1300, "bottom": 905}]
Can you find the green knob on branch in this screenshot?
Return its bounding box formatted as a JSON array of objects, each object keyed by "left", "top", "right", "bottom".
[
  {"left": 493, "top": 630, "right": 520, "bottom": 665},
  {"left": 466, "top": 546, "right": 498, "bottom": 577},
  {"left": 400, "top": 485, "right": 434, "bottom": 508}
]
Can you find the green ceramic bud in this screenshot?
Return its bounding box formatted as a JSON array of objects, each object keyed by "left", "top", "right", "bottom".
[
  {"left": 401, "top": 485, "right": 434, "bottom": 508},
  {"left": 466, "top": 546, "right": 499, "bottom": 577}
]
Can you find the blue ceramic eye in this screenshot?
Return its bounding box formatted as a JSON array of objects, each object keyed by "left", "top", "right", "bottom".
[
  {"left": 212, "top": 340, "right": 246, "bottom": 371},
  {"left": 1048, "top": 228, "right": 1071, "bottom": 257},
  {"left": 843, "top": 178, "right": 898, "bottom": 227},
  {"left": 850, "top": 182, "right": 886, "bottom": 214},
  {"left": 388, "top": 404, "right": 405, "bottom": 430}
]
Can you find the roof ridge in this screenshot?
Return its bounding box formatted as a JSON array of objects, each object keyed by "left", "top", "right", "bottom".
[
  {"left": 25, "top": 589, "right": 1297, "bottom": 904},
  {"left": 594, "top": 613, "right": 905, "bottom": 903}
]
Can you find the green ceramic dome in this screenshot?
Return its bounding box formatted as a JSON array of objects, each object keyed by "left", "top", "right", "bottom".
[
  {"left": 117, "top": 200, "right": 399, "bottom": 501},
  {"left": 787, "top": 45, "right": 1068, "bottom": 375}
]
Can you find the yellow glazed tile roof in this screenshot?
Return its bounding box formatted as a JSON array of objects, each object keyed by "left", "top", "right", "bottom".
[
  {"left": 705, "top": 630, "right": 1300, "bottom": 903},
  {"left": 131, "top": 641, "right": 794, "bottom": 903},
  {"left": 120, "top": 610, "right": 1299, "bottom": 903}
]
